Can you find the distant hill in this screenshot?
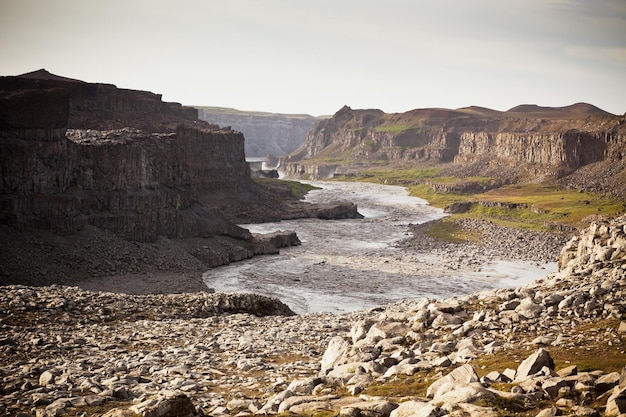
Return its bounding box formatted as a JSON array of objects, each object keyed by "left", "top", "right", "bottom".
[
  {"left": 506, "top": 102, "right": 615, "bottom": 117},
  {"left": 196, "top": 106, "right": 326, "bottom": 158}
]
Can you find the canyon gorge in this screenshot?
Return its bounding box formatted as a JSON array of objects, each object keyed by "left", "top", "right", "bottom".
[
  {"left": 196, "top": 107, "right": 321, "bottom": 158},
  {"left": 1, "top": 69, "right": 626, "bottom": 416}
]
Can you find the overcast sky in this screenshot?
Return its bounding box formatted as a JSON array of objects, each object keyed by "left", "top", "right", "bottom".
[{"left": 1, "top": 0, "right": 625, "bottom": 116}]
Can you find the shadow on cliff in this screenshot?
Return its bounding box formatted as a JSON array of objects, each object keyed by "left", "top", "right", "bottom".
[{"left": 0, "top": 70, "right": 358, "bottom": 289}]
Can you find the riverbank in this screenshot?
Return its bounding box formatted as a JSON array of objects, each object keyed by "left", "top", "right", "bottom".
[
  {"left": 0, "top": 180, "right": 572, "bottom": 302},
  {"left": 204, "top": 181, "right": 570, "bottom": 314},
  {"left": 50, "top": 216, "right": 569, "bottom": 299},
  {"left": 1, "top": 215, "right": 625, "bottom": 416}
]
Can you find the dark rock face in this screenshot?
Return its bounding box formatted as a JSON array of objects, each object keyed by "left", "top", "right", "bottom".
[
  {"left": 0, "top": 70, "right": 307, "bottom": 284},
  {"left": 1, "top": 69, "right": 199, "bottom": 131},
  {"left": 0, "top": 70, "right": 364, "bottom": 285},
  {"left": 0, "top": 85, "right": 252, "bottom": 242}
]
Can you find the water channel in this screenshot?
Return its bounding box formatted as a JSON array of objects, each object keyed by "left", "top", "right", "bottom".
[{"left": 203, "top": 181, "right": 555, "bottom": 314}]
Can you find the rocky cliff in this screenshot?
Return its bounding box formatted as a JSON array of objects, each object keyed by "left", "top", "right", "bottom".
[
  {"left": 0, "top": 70, "right": 265, "bottom": 240},
  {"left": 281, "top": 104, "right": 626, "bottom": 195},
  {"left": 1, "top": 70, "right": 356, "bottom": 285},
  {"left": 0, "top": 69, "right": 199, "bottom": 131},
  {"left": 196, "top": 106, "right": 322, "bottom": 158}
]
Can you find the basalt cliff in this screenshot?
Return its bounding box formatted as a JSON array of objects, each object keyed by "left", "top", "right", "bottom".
[
  {"left": 0, "top": 70, "right": 358, "bottom": 286},
  {"left": 280, "top": 104, "right": 626, "bottom": 197},
  {"left": 196, "top": 106, "right": 322, "bottom": 158}
]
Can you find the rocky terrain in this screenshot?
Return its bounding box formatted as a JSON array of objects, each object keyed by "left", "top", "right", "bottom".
[
  {"left": 279, "top": 104, "right": 626, "bottom": 198},
  {"left": 1, "top": 215, "right": 624, "bottom": 417},
  {"left": 196, "top": 107, "right": 322, "bottom": 158}
]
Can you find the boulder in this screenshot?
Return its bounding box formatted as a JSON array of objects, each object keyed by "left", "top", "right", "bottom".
[
  {"left": 535, "top": 406, "right": 559, "bottom": 417},
  {"left": 426, "top": 364, "right": 479, "bottom": 398},
  {"left": 606, "top": 385, "right": 626, "bottom": 416},
  {"left": 514, "top": 298, "right": 544, "bottom": 319},
  {"left": 258, "top": 389, "right": 293, "bottom": 414},
  {"left": 595, "top": 372, "right": 621, "bottom": 393},
  {"left": 38, "top": 370, "right": 57, "bottom": 387},
  {"left": 339, "top": 400, "right": 398, "bottom": 417},
  {"left": 542, "top": 377, "right": 569, "bottom": 398},
  {"left": 287, "top": 377, "right": 324, "bottom": 395},
  {"left": 129, "top": 393, "right": 197, "bottom": 417},
  {"left": 321, "top": 336, "right": 351, "bottom": 373},
  {"left": 515, "top": 348, "right": 554, "bottom": 381},
  {"left": 390, "top": 401, "right": 439, "bottom": 417},
  {"left": 351, "top": 319, "right": 375, "bottom": 343},
  {"left": 431, "top": 381, "right": 497, "bottom": 404},
  {"left": 278, "top": 394, "right": 339, "bottom": 413}
]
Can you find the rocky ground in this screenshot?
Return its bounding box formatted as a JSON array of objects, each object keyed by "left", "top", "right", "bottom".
[
  {"left": 401, "top": 218, "right": 571, "bottom": 264},
  {"left": 1, "top": 217, "right": 625, "bottom": 416}
]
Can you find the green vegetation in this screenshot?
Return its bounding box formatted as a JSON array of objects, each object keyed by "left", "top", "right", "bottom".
[
  {"left": 425, "top": 217, "right": 479, "bottom": 243},
  {"left": 335, "top": 167, "right": 443, "bottom": 183},
  {"left": 373, "top": 124, "right": 418, "bottom": 134},
  {"left": 473, "top": 183, "right": 625, "bottom": 225},
  {"left": 332, "top": 167, "right": 624, "bottom": 231},
  {"left": 363, "top": 372, "right": 435, "bottom": 398}
]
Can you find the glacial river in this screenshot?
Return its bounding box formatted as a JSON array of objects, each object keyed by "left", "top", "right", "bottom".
[{"left": 203, "top": 181, "right": 555, "bottom": 314}]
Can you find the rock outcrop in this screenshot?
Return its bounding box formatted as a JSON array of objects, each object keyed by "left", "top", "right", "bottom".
[
  {"left": 196, "top": 106, "right": 322, "bottom": 158},
  {"left": 280, "top": 104, "right": 626, "bottom": 196}
]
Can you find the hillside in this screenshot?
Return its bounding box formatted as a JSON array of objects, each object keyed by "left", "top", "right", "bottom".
[
  {"left": 280, "top": 104, "right": 626, "bottom": 197},
  {"left": 196, "top": 106, "right": 324, "bottom": 158}
]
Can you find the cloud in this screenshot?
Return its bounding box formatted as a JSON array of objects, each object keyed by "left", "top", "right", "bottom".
[{"left": 565, "top": 46, "right": 626, "bottom": 68}]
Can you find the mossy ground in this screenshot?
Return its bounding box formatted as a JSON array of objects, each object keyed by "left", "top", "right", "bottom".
[
  {"left": 332, "top": 167, "right": 625, "bottom": 233},
  {"left": 424, "top": 217, "right": 480, "bottom": 243}
]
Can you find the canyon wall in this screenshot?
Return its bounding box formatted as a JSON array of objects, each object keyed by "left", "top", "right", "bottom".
[
  {"left": 280, "top": 104, "right": 626, "bottom": 191},
  {"left": 1, "top": 126, "right": 252, "bottom": 242},
  {"left": 196, "top": 106, "right": 322, "bottom": 158},
  {"left": 0, "top": 70, "right": 273, "bottom": 243}
]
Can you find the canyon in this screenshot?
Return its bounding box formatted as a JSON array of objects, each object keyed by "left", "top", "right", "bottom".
[
  {"left": 280, "top": 104, "right": 626, "bottom": 197},
  {"left": 1, "top": 69, "right": 626, "bottom": 417},
  {"left": 196, "top": 106, "right": 322, "bottom": 158}
]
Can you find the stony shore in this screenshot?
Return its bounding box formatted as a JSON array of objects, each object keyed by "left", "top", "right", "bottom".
[{"left": 1, "top": 216, "right": 625, "bottom": 416}]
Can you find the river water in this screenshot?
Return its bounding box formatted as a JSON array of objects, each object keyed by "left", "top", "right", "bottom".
[{"left": 203, "top": 181, "right": 555, "bottom": 314}]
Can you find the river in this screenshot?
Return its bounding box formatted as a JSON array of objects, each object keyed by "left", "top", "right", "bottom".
[{"left": 202, "top": 181, "right": 556, "bottom": 314}]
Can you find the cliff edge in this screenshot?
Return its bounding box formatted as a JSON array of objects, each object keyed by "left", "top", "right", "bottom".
[{"left": 0, "top": 70, "right": 320, "bottom": 286}]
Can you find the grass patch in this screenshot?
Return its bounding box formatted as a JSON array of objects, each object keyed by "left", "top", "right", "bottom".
[
  {"left": 474, "top": 183, "right": 625, "bottom": 225},
  {"left": 470, "top": 318, "right": 626, "bottom": 377},
  {"left": 332, "top": 167, "right": 624, "bottom": 229},
  {"left": 363, "top": 372, "right": 435, "bottom": 398},
  {"left": 373, "top": 124, "right": 418, "bottom": 134},
  {"left": 334, "top": 167, "right": 443, "bottom": 184},
  {"left": 425, "top": 218, "right": 480, "bottom": 243},
  {"left": 407, "top": 183, "right": 473, "bottom": 208}
]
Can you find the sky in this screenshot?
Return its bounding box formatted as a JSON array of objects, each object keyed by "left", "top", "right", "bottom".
[{"left": 1, "top": 0, "right": 625, "bottom": 116}]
